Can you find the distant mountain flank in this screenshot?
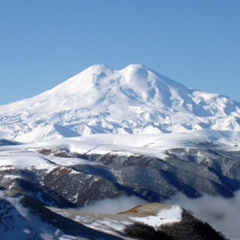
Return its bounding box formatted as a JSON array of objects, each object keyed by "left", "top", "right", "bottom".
[{"left": 0, "top": 64, "right": 240, "bottom": 142}]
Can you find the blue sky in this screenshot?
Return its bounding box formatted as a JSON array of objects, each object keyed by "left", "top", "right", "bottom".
[{"left": 1, "top": 0, "right": 240, "bottom": 105}]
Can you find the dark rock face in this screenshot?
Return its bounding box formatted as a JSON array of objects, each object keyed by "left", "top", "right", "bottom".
[
  {"left": 1, "top": 146, "right": 240, "bottom": 208},
  {"left": 37, "top": 148, "right": 240, "bottom": 206},
  {"left": 43, "top": 166, "right": 122, "bottom": 206}
]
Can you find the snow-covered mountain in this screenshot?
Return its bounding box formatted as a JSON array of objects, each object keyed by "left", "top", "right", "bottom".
[
  {"left": 1, "top": 64, "right": 239, "bottom": 239},
  {"left": 1, "top": 64, "right": 240, "bottom": 142}
]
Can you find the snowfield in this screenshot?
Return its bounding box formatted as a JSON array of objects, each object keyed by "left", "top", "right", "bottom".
[
  {"left": 0, "top": 129, "right": 239, "bottom": 173},
  {"left": 130, "top": 205, "right": 182, "bottom": 229}
]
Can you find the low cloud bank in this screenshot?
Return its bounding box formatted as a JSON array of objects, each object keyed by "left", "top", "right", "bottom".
[
  {"left": 79, "top": 195, "right": 147, "bottom": 214},
  {"left": 78, "top": 192, "right": 240, "bottom": 239},
  {"left": 165, "top": 190, "right": 240, "bottom": 240}
]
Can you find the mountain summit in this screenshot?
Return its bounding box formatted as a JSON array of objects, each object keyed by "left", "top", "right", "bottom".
[{"left": 1, "top": 64, "right": 240, "bottom": 142}]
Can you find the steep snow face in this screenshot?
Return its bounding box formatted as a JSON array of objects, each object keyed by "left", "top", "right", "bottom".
[
  {"left": 0, "top": 191, "right": 60, "bottom": 240},
  {"left": 0, "top": 64, "right": 240, "bottom": 142}
]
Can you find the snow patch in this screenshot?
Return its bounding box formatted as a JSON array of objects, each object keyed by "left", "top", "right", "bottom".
[{"left": 130, "top": 205, "right": 182, "bottom": 229}]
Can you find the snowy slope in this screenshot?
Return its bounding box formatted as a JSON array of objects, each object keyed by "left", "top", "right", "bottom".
[
  {"left": 51, "top": 203, "right": 183, "bottom": 237},
  {"left": 1, "top": 189, "right": 224, "bottom": 240},
  {"left": 0, "top": 64, "right": 240, "bottom": 142},
  {"left": 0, "top": 190, "right": 126, "bottom": 240}
]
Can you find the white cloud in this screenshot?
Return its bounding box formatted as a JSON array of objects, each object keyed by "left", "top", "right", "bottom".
[
  {"left": 77, "top": 191, "right": 240, "bottom": 240},
  {"left": 165, "top": 191, "right": 240, "bottom": 240},
  {"left": 79, "top": 195, "right": 147, "bottom": 214}
]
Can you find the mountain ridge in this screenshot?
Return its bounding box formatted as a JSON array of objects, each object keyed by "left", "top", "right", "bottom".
[{"left": 0, "top": 64, "right": 240, "bottom": 142}]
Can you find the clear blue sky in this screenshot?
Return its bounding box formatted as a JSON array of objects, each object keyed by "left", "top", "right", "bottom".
[{"left": 1, "top": 0, "right": 240, "bottom": 105}]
